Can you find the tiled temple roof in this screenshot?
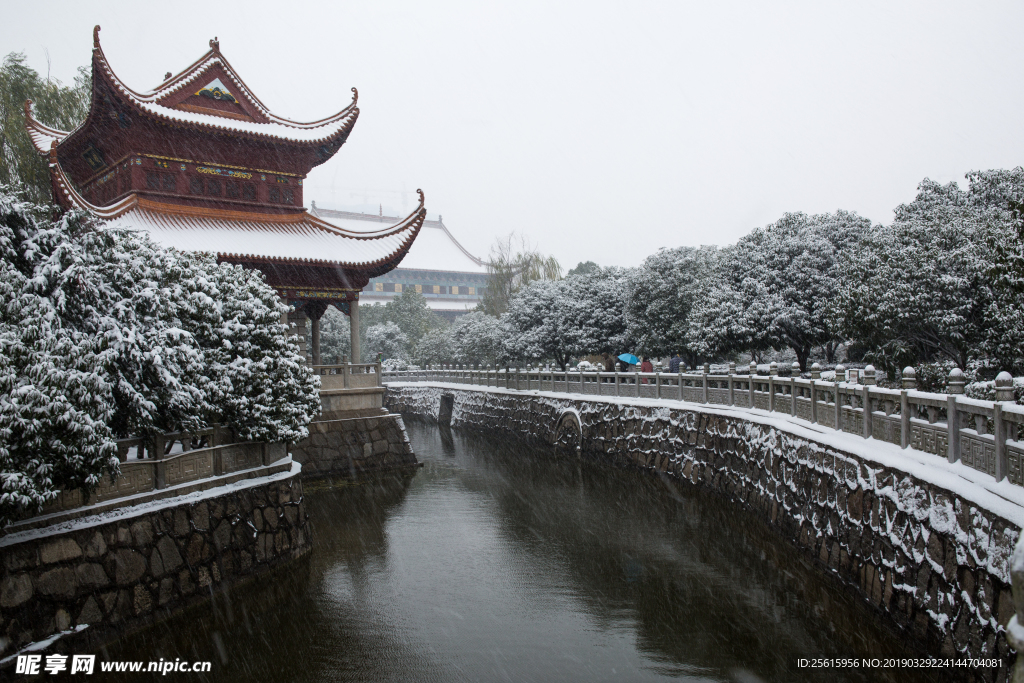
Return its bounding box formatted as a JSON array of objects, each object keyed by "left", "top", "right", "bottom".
[{"left": 25, "top": 26, "right": 359, "bottom": 156}]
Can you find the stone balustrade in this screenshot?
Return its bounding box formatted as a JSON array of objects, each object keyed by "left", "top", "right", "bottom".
[
  {"left": 10, "top": 426, "right": 288, "bottom": 529},
  {"left": 312, "top": 362, "right": 382, "bottom": 391},
  {"left": 383, "top": 364, "right": 1024, "bottom": 489}
]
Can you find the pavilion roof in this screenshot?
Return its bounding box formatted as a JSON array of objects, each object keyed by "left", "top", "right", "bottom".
[
  {"left": 311, "top": 204, "right": 488, "bottom": 275},
  {"left": 46, "top": 144, "right": 425, "bottom": 271},
  {"left": 25, "top": 27, "right": 359, "bottom": 158}
]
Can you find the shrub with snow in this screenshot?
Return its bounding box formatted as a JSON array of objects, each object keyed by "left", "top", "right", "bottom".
[{"left": 0, "top": 187, "right": 318, "bottom": 524}]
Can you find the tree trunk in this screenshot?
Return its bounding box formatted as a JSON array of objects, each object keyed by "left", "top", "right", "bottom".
[
  {"left": 824, "top": 340, "right": 838, "bottom": 364},
  {"left": 794, "top": 345, "right": 811, "bottom": 372}
]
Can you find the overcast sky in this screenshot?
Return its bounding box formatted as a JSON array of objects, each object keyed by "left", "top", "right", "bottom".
[{"left": 5, "top": 1, "right": 1024, "bottom": 269}]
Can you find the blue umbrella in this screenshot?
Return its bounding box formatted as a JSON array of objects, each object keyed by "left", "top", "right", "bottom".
[{"left": 618, "top": 353, "right": 639, "bottom": 365}]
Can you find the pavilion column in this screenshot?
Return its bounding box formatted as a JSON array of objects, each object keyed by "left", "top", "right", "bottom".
[
  {"left": 311, "top": 317, "right": 321, "bottom": 366},
  {"left": 350, "top": 300, "right": 360, "bottom": 364}
]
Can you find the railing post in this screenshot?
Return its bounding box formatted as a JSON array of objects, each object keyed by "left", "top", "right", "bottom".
[
  {"left": 768, "top": 376, "right": 775, "bottom": 412},
  {"left": 790, "top": 378, "right": 797, "bottom": 417},
  {"left": 900, "top": 390, "right": 910, "bottom": 449},
  {"left": 615, "top": 368, "right": 621, "bottom": 396},
  {"left": 834, "top": 382, "right": 842, "bottom": 432},
  {"left": 862, "top": 386, "right": 872, "bottom": 439},
  {"left": 995, "top": 403, "right": 1007, "bottom": 481},
  {"left": 947, "top": 395, "right": 960, "bottom": 464},
  {"left": 656, "top": 372, "right": 662, "bottom": 400},
  {"left": 153, "top": 434, "right": 166, "bottom": 490},
  {"left": 810, "top": 381, "right": 817, "bottom": 424},
  {"left": 749, "top": 363, "right": 756, "bottom": 408},
  {"left": 678, "top": 372, "right": 684, "bottom": 401},
  {"left": 728, "top": 373, "right": 735, "bottom": 406},
  {"left": 702, "top": 369, "right": 709, "bottom": 404},
  {"left": 635, "top": 370, "right": 641, "bottom": 397},
  {"left": 376, "top": 362, "right": 382, "bottom": 386},
  {"left": 344, "top": 362, "right": 350, "bottom": 389}
]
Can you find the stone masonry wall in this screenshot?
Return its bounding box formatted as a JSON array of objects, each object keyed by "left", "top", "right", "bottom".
[
  {"left": 386, "top": 383, "right": 1021, "bottom": 679},
  {"left": 0, "top": 468, "right": 310, "bottom": 658},
  {"left": 290, "top": 414, "right": 417, "bottom": 478}
]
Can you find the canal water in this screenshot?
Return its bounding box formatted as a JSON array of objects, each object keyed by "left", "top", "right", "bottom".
[{"left": 106, "top": 420, "right": 944, "bottom": 682}]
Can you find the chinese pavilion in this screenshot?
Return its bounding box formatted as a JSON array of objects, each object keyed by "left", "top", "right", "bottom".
[{"left": 23, "top": 26, "right": 425, "bottom": 365}]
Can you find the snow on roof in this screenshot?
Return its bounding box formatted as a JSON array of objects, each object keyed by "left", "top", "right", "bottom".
[
  {"left": 106, "top": 206, "right": 419, "bottom": 267},
  {"left": 23, "top": 101, "right": 67, "bottom": 154},
  {"left": 127, "top": 97, "right": 357, "bottom": 144},
  {"left": 311, "top": 205, "right": 488, "bottom": 274},
  {"left": 25, "top": 28, "right": 360, "bottom": 154}
]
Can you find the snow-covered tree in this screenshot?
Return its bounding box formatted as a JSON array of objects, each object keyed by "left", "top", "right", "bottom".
[
  {"left": 450, "top": 312, "right": 503, "bottom": 366},
  {"left": 833, "top": 177, "right": 1013, "bottom": 373},
  {"left": 687, "top": 211, "right": 871, "bottom": 370},
  {"left": 0, "top": 187, "right": 318, "bottom": 524},
  {"left": 318, "top": 305, "right": 351, "bottom": 363},
  {"left": 625, "top": 245, "right": 719, "bottom": 363},
  {"left": 559, "top": 266, "right": 631, "bottom": 359},
  {"left": 977, "top": 169, "right": 1024, "bottom": 373},
  {"left": 415, "top": 326, "right": 454, "bottom": 366},
  {"left": 502, "top": 280, "right": 573, "bottom": 369},
  {"left": 365, "top": 321, "right": 408, "bottom": 360},
  {"left": 358, "top": 290, "right": 444, "bottom": 357},
  {"left": 191, "top": 262, "right": 320, "bottom": 444}
]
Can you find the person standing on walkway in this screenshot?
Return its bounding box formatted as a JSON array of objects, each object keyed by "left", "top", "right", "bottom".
[
  {"left": 640, "top": 357, "right": 653, "bottom": 383},
  {"left": 669, "top": 353, "right": 681, "bottom": 374}
]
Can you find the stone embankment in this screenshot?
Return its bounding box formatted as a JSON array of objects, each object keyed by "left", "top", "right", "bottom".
[
  {"left": 290, "top": 413, "right": 417, "bottom": 478},
  {"left": 386, "top": 383, "right": 1023, "bottom": 678},
  {"left": 0, "top": 463, "right": 310, "bottom": 659}
]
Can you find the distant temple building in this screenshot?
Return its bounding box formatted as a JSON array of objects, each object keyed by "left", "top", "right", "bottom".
[
  {"left": 24, "top": 26, "right": 424, "bottom": 365},
  {"left": 311, "top": 203, "right": 488, "bottom": 319}
]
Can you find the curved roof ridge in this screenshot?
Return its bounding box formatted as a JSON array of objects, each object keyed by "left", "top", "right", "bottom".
[
  {"left": 435, "top": 217, "right": 487, "bottom": 267},
  {"left": 23, "top": 100, "right": 71, "bottom": 154},
  {"left": 307, "top": 189, "right": 427, "bottom": 240},
  {"left": 92, "top": 26, "right": 359, "bottom": 132}
]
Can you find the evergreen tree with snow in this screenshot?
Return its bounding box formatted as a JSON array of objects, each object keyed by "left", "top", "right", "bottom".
[
  {"left": 833, "top": 173, "right": 1023, "bottom": 374},
  {"left": 0, "top": 186, "right": 318, "bottom": 524}
]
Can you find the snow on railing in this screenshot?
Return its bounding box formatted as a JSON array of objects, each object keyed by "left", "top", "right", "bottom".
[
  {"left": 382, "top": 362, "right": 1024, "bottom": 488},
  {"left": 26, "top": 426, "right": 287, "bottom": 522},
  {"left": 312, "top": 362, "right": 382, "bottom": 391}
]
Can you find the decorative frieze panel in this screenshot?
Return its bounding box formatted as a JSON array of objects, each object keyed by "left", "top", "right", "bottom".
[
  {"left": 165, "top": 450, "right": 214, "bottom": 487},
  {"left": 872, "top": 415, "right": 901, "bottom": 446},
  {"left": 960, "top": 434, "right": 996, "bottom": 477},
  {"left": 220, "top": 443, "right": 264, "bottom": 474},
  {"left": 910, "top": 424, "right": 948, "bottom": 458},
  {"left": 1008, "top": 444, "right": 1024, "bottom": 486}
]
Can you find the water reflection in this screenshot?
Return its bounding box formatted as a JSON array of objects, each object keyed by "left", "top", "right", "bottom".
[{"left": 104, "top": 420, "right": 942, "bottom": 683}]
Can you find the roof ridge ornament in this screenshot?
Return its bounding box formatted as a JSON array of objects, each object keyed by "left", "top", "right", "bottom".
[
  {"left": 210, "top": 37, "right": 220, "bottom": 52},
  {"left": 351, "top": 87, "right": 358, "bottom": 105},
  {"left": 93, "top": 25, "right": 101, "bottom": 49}
]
